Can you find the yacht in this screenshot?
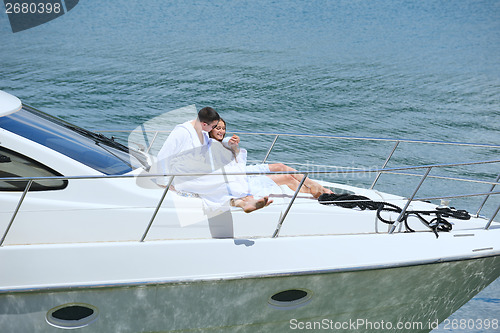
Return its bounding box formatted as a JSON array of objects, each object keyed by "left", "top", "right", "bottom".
[{"left": 0, "top": 89, "right": 499, "bottom": 332}]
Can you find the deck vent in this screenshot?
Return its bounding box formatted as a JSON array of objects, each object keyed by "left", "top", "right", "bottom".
[
  {"left": 268, "top": 289, "right": 312, "bottom": 310},
  {"left": 46, "top": 303, "right": 98, "bottom": 329}
]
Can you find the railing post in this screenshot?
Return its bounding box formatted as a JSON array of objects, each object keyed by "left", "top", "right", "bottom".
[
  {"left": 146, "top": 131, "right": 159, "bottom": 154},
  {"left": 476, "top": 173, "right": 500, "bottom": 217},
  {"left": 0, "top": 180, "right": 33, "bottom": 247},
  {"left": 389, "top": 167, "right": 432, "bottom": 234},
  {"left": 484, "top": 203, "right": 500, "bottom": 230},
  {"left": 262, "top": 134, "right": 279, "bottom": 164},
  {"left": 140, "top": 176, "right": 174, "bottom": 242},
  {"left": 370, "top": 140, "right": 400, "bottom": 189},
  {"left": 272, "top": 173, "right": 308, "bottom": 238}
]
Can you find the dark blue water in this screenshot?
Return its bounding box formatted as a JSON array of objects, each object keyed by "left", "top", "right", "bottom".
[{"left": 1, "top": 1, "right": 499, "bottom": 331}]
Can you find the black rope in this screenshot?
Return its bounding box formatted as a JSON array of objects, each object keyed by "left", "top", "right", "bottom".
[{"left": 318, "top": 193, "right": 471, "bottom": 238}]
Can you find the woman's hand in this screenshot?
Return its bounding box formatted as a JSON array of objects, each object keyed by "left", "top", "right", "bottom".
[
  {"left": 227, "top": 134, "right": 240, "bottom": 155},
  {"left": 228, "top": 134, "right": 240, "bottom": 147}
]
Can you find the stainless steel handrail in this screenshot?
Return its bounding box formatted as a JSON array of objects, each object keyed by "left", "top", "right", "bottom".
[
  {"left": 146, "top": 130, "right": 160, "bottom": 154},
  {"left": 141, "top": 176, "right": 174, "bottom": 242},
  {"left": 476, "top": 173, "right": 500, "bottom": 217},
  {"left": 366, "top": 171, "right": 500, "bottom": 187},
  {"left": 0, "top": 180, "right": 33, "bottom": 246},
  {"left": 101, "top": 127, "right": 500, "bottom": 190},
  {"left": 2, "top": 127, "right": 499, "bottom": 243},
  {"left": 2, "top": 158, "right": 499, "bottom": 245},
  {"left": 1, "top": 159, "right": 499, "bottom": 183},
  {"left": 389, "top": 168, "right": 432, "bottom": 234},
  {"left": 262, "top": 134, "right": 279, "bottom": 164},
  {"left": 370, "top": 140, "right": 400, "bottom": 189},
  {"left": 485, "top": 203, "right": 500, "bottom": 230},
  {"left": 272, "top": 173, "right": 308, "bottom": 238},
  {"left": 415, "top": 190, "right": 500, "bottom": 202},
  {"left": 97, "top": 129, "right": 500, "bottom": 149}
]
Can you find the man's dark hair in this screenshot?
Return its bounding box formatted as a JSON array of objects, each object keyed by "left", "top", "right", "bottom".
[{"left": 198, "top": 107, "right": 220, "bottom": 123}]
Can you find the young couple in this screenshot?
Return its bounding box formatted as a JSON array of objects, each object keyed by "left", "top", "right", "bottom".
[{"left": 157, "top": 107, "right": 331, "bottom": 214}]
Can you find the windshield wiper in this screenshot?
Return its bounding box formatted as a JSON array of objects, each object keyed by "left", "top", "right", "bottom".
[
  {"left": 66, "top": 125, "right": 127, "bottom": 151},
  {"left": 66, "top": 125, "right": 150, "bottom": 171},
  {"left": 94, "top": 141, "right": 135, "bottom": 169}
]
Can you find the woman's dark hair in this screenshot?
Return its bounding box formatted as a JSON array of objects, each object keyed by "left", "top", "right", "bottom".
[{"left": 198, "top": 107, "right": 220, "bottom": 123}]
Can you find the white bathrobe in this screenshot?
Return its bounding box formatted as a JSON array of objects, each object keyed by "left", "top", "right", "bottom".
[{"left": 156, "top": 121, "right": 251, "bottom": 211}]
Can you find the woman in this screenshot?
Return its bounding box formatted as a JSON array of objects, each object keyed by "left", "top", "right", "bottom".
[{"left": 209, "top": 119, "right": 333, "bottom": 198}]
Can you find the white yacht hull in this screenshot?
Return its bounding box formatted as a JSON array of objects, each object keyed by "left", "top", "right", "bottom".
[
  {"left": 1, "top": 257, "right": 498, "bottom": 333},
  {"left": 1, "top": 232, "right": 499, "bottom": 332}
]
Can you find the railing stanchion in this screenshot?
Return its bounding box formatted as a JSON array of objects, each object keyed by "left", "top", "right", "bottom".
[
  {"left": 272, "top": 173, "right": 308, "bottom": 238},
  {"left": 0, "top": 180, "right": 33, "bottom": 247},
  {"left": 140, "top": 176, "right": 174, "bottom": 242},
  {"left": 476, "top": 173, "right": 500, "bottom": 217},
  {"left": 371, "top": 140, "right": 400, "bottom": 189},
  {"left": 146, "top": 131, "right": 159, "bottom": 154},
  {"left": 389, "top": 167, "right": 432, "bottom": 234},
  {"left": 484, "top": 203, "right": 500, "bottom": 230},
  {"left": 262, "top": 135, "right": 279, "bottom": 164}
]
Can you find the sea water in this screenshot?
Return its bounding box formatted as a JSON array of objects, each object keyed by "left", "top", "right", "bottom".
[{"left": 1, "top": 1, "right": 499, "bottom": 331}]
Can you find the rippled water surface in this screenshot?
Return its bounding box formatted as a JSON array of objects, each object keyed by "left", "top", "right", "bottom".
[{"left": 1, "top": 0, "right": 499, "bottom": 331}]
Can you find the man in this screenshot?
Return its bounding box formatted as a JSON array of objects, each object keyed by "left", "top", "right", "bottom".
[{"left": 157, "top": 107, "right": 272, "bottom": 213}]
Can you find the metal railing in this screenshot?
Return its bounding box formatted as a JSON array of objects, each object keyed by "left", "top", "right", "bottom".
[
  {"left": 107, "top": 128, "right": 500, "bottom": 212},
  {"left": 1, "top": 161, "right": 499, "bottom": 245},
  {"left": 2, "top": 130, "right": 500, "bottom": 245}
]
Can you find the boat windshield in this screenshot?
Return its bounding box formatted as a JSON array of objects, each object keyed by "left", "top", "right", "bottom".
[{"left": 0, "top": 105, "right": 148, "bottom": 175}]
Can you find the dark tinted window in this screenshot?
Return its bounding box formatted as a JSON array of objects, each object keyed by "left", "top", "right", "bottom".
[
  {"left": 0, "top": 146, "right": 68, "bottom": 191},
  {"left": 0, "top": 106, "right": 144, "bottom": 175}
]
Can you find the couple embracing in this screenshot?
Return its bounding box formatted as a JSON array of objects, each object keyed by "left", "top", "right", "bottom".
[{"left": 157, "top": 107, "right": 331, "bottom": 214}]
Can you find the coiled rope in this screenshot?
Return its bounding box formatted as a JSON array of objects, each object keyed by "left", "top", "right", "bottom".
[{"left": 317, "top": 193, "right": 471, "bottom": 237}]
